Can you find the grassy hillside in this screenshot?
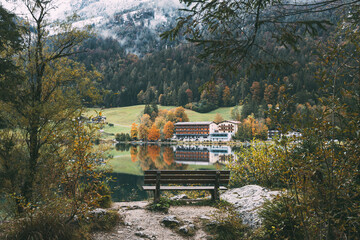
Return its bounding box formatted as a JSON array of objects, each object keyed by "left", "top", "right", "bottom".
[{"left": 86, "top": 105, "right": 235, "bottom": 136}]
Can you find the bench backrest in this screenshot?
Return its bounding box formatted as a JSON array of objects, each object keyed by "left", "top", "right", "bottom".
[{"left": 144, "top": 170, "right": 230, "bottom": 185}]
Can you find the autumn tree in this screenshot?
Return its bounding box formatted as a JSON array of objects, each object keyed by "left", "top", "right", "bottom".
[
  {"left": 213, "top": 113, "right": 224, "bottom": 123},
  {"left": 140, "top": 114, "right": 152, "bottom": 127},
  {"left": 163, "top": 121, "right": 175, "bottom": 139},
  {"left": 174, "top": 106, "right": 189, "bottom": 122},
  {"left": 0, "top": 0, "right": 106, "bottom": 212},
  {"left": 0, "top": 4, "right": 112, "bottom": 237},
  {"left": 138, "top": 123, "right": 148, "bottom": 141},
  {"left": 130, "top": 123, "right": 138, "bottom": 140},
  {"left": 222, "top": 86, "right": 231, "bottom": 106},
  {"left": 250, "top": 81, "right": 262, "bottom": 103},
  {"left": 148, "top": 124, "right": 160, "bottom": 141},
  {"left": 234, "top": 115, "right": 268, "bottom": 141},
  {"left": 264, "top": 84, "right": 277, "bottom": 105}
]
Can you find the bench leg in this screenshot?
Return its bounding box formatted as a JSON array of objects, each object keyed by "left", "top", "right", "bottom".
[
  {"left": 154, "top": 189, "right": 160, "bottom": 203},
  {"left": 211, "top": 188, "right": 219, "bottom": 201},
  {"left": 211, "top": 190, "right": 215, "bottom": 202}
]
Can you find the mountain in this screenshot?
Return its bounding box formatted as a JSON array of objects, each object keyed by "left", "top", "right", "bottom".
[{"left": 2, "top": 0, "right": 184, "bottom": 55}]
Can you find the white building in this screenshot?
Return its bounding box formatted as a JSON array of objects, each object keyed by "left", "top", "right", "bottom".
[{"left": 173, "top": 121, "right": 240, "bottom": 142}]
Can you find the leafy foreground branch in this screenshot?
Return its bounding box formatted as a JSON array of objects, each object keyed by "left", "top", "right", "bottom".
[{"left": 0, "top": 1, "right": 113, "bottom": 238}]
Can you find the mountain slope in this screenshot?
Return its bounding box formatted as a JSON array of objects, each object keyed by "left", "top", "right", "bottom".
[{"left": 2, "top": 0, "right": 184, "bottom": 54}]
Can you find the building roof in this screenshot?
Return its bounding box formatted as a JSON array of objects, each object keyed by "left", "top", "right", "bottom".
[
  {"left": 218, "top": 120, "right": 240, "bottom": 124},
  {"left": 174, "top": 121, "right": 214, "bottom": 126}
]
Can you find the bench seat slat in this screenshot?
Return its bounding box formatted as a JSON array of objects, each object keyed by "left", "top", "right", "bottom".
[
  {"left": 144, "top": 170, "right": 230, "bottom": 174},
  {"left": 143, "top": 186, "right": 228, "bottom": 191},
  {"left": 144, "top": 175, "right": 230, "bottom": 180},
  {"left": 144, "top": 179, "right": 229, "bottom": 184}
]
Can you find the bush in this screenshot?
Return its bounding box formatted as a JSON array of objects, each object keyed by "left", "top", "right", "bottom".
[
  {"left": 4, "top": 211, "right": 89, "bottom": 240},
  {"left": 204, "top": 202, "right": 249, "bottom": 240},
  {"left": 88, "top": 209, "right": 122, "bottom": 232},
  {"left": 96, "top": 183, "right": 112, "bottom": 208},
  {"left": 146, "top": 198, "right": 172, "bottom": 213},
  {"left": 189, "top": 101, "right": 218, "bottom": 113},
  {"left": 115, "top": 133, "right": 131, "bottom": 142},
  {"left": 258, "top": 197, "right": 304, "bottom": 240}
]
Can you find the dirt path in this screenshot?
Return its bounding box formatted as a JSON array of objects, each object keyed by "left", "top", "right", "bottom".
[{"left": 92, "top": 201, "right": 217, "bottom": 240}]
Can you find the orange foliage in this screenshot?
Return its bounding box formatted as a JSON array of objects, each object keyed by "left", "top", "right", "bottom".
[
  {"left": 130, "top": 123, "right": 138, "bottom": 140},
  {"left": 148, "top": 124, "right": 160, "bottom": 141},
  {"left": 163, "top": 121, "right": 174, "bottom": 139},
  {"left": 148, "top": 145, "right": 160, "bottom": 162},
  {"left": 163, "top": 147, "right": 174, "bottom": 165},
  {"left": 130, "top": 146, "right": 138, "bottom": 162}
]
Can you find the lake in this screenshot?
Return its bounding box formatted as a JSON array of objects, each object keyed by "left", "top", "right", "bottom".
[{"left": 107, "top": 144, "right": 237, "bottom": 201}]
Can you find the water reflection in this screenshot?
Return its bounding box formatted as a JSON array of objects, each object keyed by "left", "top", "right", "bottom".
[
  {"left": 131, "top": 145, "right": 187, "bottom": 171},
  {"left": 174, "top": 145, "right": 236, "bottom": 165},
  {"left": 109, "top": 144, "right": 236, "bottom": 201}
]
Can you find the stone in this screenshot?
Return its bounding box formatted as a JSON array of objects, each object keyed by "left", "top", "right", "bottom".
[
  {"left": 136, "top": 226, "right": 144, "bottom": 231},
  {"left": 221, "top": 185, "right": 280, "bottom": 228},
  {"left": 161, "top": 215, "right": 180, "bottom": 227},
  {"left": 125, "top": 222, "right": 133, "bottom": 226},
  {"left": 135, "top": 231, "right": 150, "bottom": 238},
  {"left": 199, "top": 215, "right": 211, "bottom": 221},
  {"left": 179, "top": 225, "right": 189, "bottom": 234},
  {"left": 170, "top": 194, "right": 189, "bottom": 201},
  {"left": 88, "top": 208, "right": 107, "bottom": 218}
]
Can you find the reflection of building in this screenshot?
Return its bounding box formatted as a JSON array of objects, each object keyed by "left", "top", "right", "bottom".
[
  {"left": 173, "top": 145, "right": 236, "bottom": 165},
  {"left": 174, "top": 121, "right": 240, "bottom": 142}
]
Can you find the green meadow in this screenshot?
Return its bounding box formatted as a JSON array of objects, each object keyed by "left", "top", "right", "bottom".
[{"left": 86, "top": 105, "right": 235, "bottom": 136}]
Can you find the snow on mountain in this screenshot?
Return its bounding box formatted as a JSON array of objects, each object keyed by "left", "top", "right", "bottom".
[{"left": 2, "top": 0, "right": 184, "bottom": 53}]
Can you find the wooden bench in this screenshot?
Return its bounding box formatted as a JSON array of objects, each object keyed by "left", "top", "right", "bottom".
[{"left": 142, "top": 170, "right": 230, "bottom": 202}]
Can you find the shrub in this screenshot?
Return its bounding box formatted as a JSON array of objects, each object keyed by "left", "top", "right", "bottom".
[
  {"left": 96, "top": 183, "right": 112, "bottom": 208},
  {"left": 88, "top": 209, "right": 122, "bottom": 232},
  {"left": 258, "top": 197, "right": 304, "bottom": 240},
  {"left": 146, "top": 198, "right": 172, "bottom": 213},
  {"left": 204, "top": 202, "right": 249, "bottom": 240},
  {"left": 4, "top": 211, "right": 89, "bottom": 240}
]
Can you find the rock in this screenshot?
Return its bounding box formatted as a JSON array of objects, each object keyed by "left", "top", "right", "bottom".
[
  {"left": 136, "top": 226, "right": 145, "bottom": 231},
  {"left": 221, "top": 185, "right": 280, "bottom": 228},
  {"left": 206, "top": 220, "right": 219, "bottom": 227},
  {"left": 127, "top": 205, "right": 142, "bottom": 210},
  {"left": 88, "top": 208, "right": 107, "bottom": 218},
  {"left": 125, "top": 222, "right": 133, "bottom": 226},
  {"left": 179, "top": 223, "right": 196, "bottom": 235},
  {"left": 135, "top": 231, "right": 150, "bottom": 238},
  {"left": 179, "top": 225, "right": 189, "bottom": 234},
  {"left": 161, "top": 215, "right": 180, "bottom": 228},
  {"left": 170, "top": 194, "right": 189, "bottom": 201},
  {"left": 199, "top": 215, "right": 212, "bottom": 221}
]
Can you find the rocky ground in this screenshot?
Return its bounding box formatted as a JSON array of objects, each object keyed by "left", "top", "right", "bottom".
[
  {"left": 92, "top": 185, "right": 280, "bottom": 240},
  {"left": 92, "top": 201, "right": 216, "bottom": 240}
]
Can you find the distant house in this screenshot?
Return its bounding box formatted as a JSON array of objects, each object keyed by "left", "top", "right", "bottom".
[
  {"left": 91, "top": 116, "right": 106, "bottom": 123},
  {"left": 173, "top": 121, "right": 240, "bottom": 142},
  {"left": 268, "top": 130, "right": 302, "bottom": 140}
]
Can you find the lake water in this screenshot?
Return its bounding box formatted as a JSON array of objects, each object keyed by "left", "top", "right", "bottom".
[{"left": 108, "top": 144, "right": 237, "bottom": 201}]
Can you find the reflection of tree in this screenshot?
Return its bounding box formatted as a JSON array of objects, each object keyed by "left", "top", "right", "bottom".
[
  {"left": 130, "top": 146, "right": 138, "bottom": 162},
  {"left": 137, "top": 145, "right": 154, "bottom": 171},
  {"left": 163, "top": 147, "right": 174, "bottom": 166},
  {"left": 136, "top": 145, "right": 188, "bottom": 171},
  {"left": 148, "top": 145, "right": 160, "bottom": 162}
]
